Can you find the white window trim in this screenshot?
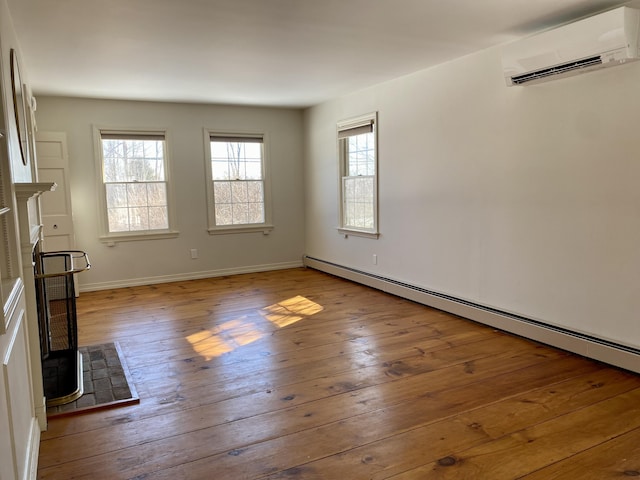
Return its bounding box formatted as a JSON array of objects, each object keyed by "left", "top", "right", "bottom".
[
  {"left": 203, "top": 129, "right": 274, "bottom": 235},
  {"left": 337, "top": 112, "right": 379, "bottom": 239},
  {"left": 93, "top": 126, "right": 179, "bottom": 243}
]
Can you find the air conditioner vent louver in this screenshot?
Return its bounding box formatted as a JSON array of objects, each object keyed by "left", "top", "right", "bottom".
[{"left": 511, "top": 56, "right": 603, "bottom": 85}]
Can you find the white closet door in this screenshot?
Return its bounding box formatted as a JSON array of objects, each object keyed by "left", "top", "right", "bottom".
[{"left": 36, "top": 131, "right": 76, "bottom": 253}]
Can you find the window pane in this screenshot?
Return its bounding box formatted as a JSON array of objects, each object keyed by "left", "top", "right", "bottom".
[
  {"left": 148, "top": 206, "right": 168, "bottom": 230},
  {"left": 214, "top": 181, "right": 232, "bottom": 204},
  {"left": 103, "top": 157, "right": 125, "bottom": 183},
  {"left": 247, "top": 203, "right": 265, "bottom": 224},
  {"left": 346, "top": 132, "right": 375, "bottom": 177},
  {"left": 101, "top": 133, "right": 170, "bottom": 234},
  {"left": 232, "top": 202, "right": 249, "bottom": 224},
  {"left": 128, "top": 207, "right": 150, "bottom": 231},
  {"left": 245, "top": 161, "right": 262, "bottom": 180},
  {"left": 215, "top": 204, "right": 233, "bottom": 225},
  {"left": 212, "top": 160, "right": 230, "bottom": 180},
  {"left": 106, "top": 183, "right": 127, "bottom": 208},
  {"left": 211, "top": 142, "right": 231, "bottom": 159},
  {"left": 231, "top": 181, "right": 248, "bottom": 204},
  {"left": 247, "top": 181, "right": 263, "bottom": 203},
  {"left": 210, "top": 138, "right": 266, "bottom": 227},
  {"left": 147, "top": 183, "right": 167, "bottom": 207},
  {"left": 101, "top": 138, "right": 165, "bottom": 182},
  {"left": 127, "top": 183, "right": 148, "bottom": 207},
  {"left": 244, "top": 142, "right": 262, "bottom": 159},
  {"left": 343, "top": 176, "right": 375, "bottom": 229},
  {"left": 210, "top": 140, "right": 263, "bottom": 181},
  {"left": 107, "top": 208, "right": 129, "bottom": 232}
]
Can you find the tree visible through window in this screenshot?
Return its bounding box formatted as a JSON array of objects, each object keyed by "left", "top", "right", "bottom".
[
  {"left": 100, "top": 133, "right": 169, "bottom": 233},
  {"left": 210, "top": 136, "right": 265, "bottom": 226}
]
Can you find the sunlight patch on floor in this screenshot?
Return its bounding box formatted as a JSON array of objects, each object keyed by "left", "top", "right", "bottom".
[
  {"left": 186, "top": 295, "right": 324, "bottom": 360},
  {"left": 260, "top": 295, "right": 324, "bottom": 328}
]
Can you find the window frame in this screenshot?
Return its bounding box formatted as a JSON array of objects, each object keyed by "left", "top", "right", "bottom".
[
  {"left": 337, "top": 112, "right": 379, "bottom": 239},
  {"left": 203, "top": 130, "right": 273, "bottom": 235},
  {"left": 94, "top": 126, "right": 178, "bottom": 243}
]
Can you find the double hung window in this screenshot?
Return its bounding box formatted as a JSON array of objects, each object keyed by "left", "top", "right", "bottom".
[
  {"left": 97, "top": 129, "right": 177, "bottom": 241},
  {"left": 338, "top": 112, "right": 379, "bottom": 238},
  {"left": 205, "top": 132, "right": 272, "bottom": 234}
]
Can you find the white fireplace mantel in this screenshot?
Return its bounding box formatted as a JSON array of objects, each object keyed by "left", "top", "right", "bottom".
[
  {"left": 14, "top": 182, "right": 56, "bottom": 248},
  {"left": 13, "top": 181, "right": 56, "bottom": 430}
]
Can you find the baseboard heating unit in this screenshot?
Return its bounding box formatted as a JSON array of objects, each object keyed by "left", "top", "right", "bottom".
[{"left": 303, "top": 256, "right": 640, "bottom": 374}]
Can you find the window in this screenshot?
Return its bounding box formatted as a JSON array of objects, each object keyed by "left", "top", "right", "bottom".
[
  {"left": 338, "top": 112, "right": 378, "bottom": 238},
  {"left": 96, "top": 129, "right": 177, "bottom": 241},
  {"left": 204, "top": 132, "right": 273, "bottom": 234}
]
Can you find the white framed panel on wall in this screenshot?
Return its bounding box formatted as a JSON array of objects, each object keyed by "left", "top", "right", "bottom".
[
  {"left": 3, "top": 309, "right": 32, "bottom": 480},
  {"left": 0, "top": 360, "right": 17, "bottom": 480},
  {"left": 0, "top": 171, "right": 22, "bottom": 335}
]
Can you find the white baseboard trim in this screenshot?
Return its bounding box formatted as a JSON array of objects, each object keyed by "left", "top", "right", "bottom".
[
  {"left": 25, "top": 418, "right": 40, "bottom": 480},
  {"left": 303, "top": 256, "right": 640, "bottom": 374},
  {"left": 79, "top": 261, "right": 304, "bottom": 292},
  {"left": 34, "top": 396, "right": 46, "bottom": 432}
]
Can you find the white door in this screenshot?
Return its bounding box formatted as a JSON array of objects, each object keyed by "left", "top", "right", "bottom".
[{"left": 36, "top": 131, "right": 76, "bottom": 253}]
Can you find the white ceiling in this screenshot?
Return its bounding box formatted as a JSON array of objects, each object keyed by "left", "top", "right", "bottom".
[{"left": 6, "top": 0, "right": 636, "bottom": 108}]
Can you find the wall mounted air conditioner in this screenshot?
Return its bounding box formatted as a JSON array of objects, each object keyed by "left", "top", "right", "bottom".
[{"left": 502, "top": 6, "right": 640, "bottom": 86}]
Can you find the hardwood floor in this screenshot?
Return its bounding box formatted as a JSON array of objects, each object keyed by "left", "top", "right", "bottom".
[{"left": 37, "top": 268, "right": 640, "bottom": 479}]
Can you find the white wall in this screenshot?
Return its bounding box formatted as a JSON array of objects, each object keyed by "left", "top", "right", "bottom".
[
  {"left": 304, "top": 47, "right": 640, "bottom": 350},
  {"left": 1, "top": 0, "right": 42, "bottom": 477},
  {"left": 1, "top": 0, "right": 31, "bottom": 183},
  {"left": 35, "top": 97, "right": 305, "bottom": 290}
]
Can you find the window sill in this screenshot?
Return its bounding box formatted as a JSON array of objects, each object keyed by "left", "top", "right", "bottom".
[
  {"left": 337, "top": 228, "right": 379, "bottom": 239},
  {"left": 208, "top": 225, "right": 274, "bottom": 235},
  {"left": 99, "top": 230, "right": 179, "bottom": 244}
]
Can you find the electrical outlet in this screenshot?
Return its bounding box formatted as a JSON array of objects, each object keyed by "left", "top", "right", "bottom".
[
  {"left": 372, "top": 254, "right": 378, "bottom": 265},
  {"left": 190, "top": 249, "right": 198, "bottom": 259}
]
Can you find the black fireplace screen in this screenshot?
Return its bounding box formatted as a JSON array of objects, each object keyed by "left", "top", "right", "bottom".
[{"left": 34, "top": 247, "right": 90, "bottom": 406}]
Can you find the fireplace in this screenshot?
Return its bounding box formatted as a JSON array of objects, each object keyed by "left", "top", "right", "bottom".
[{"left": 34, "top": 241, "right": 90, "bottom": 407}]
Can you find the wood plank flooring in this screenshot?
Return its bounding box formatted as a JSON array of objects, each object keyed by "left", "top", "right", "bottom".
[{"left": 37, "top": 268, "right": 640, "bottom": 479}]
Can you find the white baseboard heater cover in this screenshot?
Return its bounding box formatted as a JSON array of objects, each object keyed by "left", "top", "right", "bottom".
[{"left": 303, "top": 256, "right": 640, "bottom": 374}]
